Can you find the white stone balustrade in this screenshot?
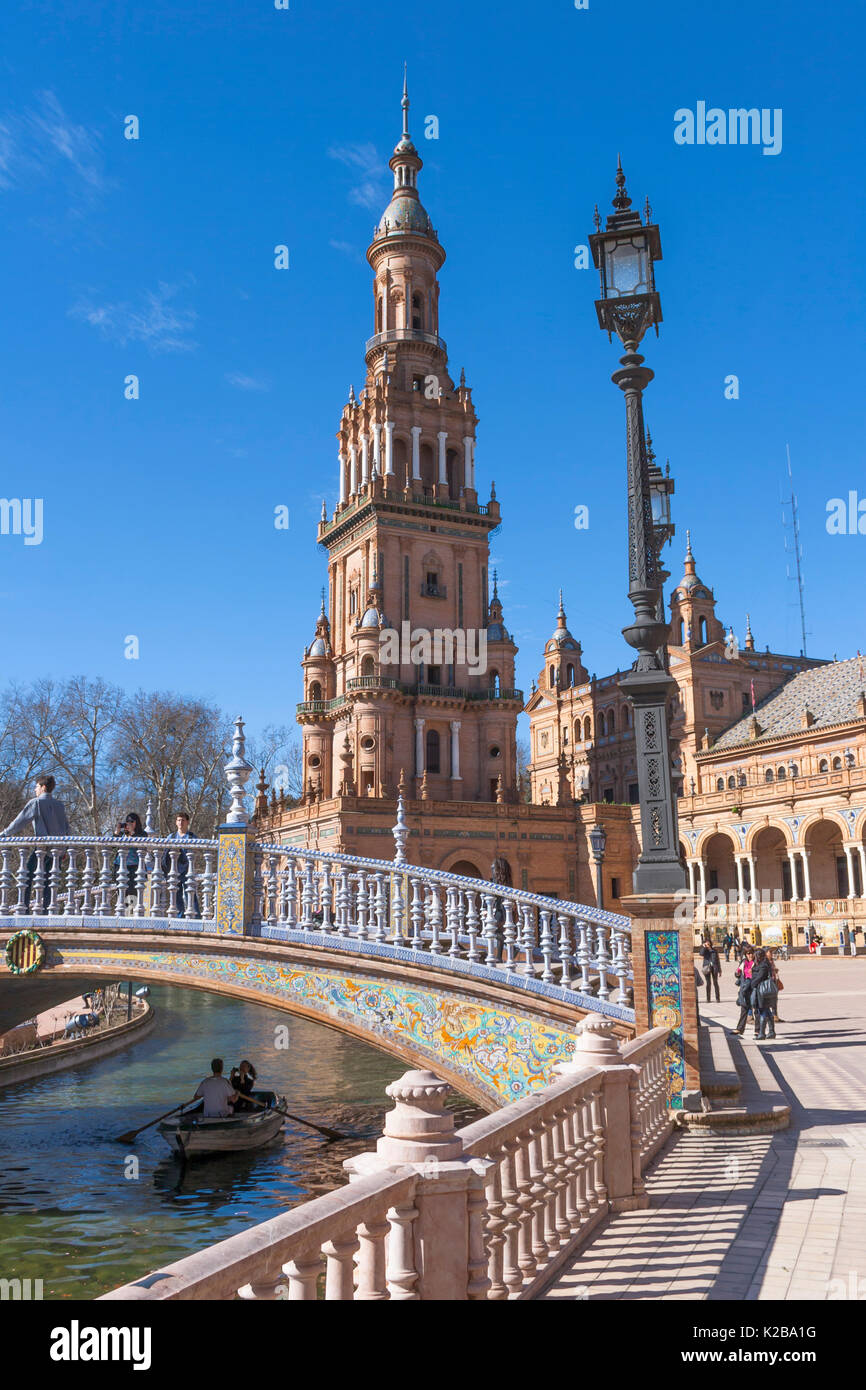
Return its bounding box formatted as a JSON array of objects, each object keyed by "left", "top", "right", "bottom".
[
  {"left": 100, "top": 1019, "right": 669, "bottom": 1303},
  {"left": 251, "top": 842, "right": 633, "bottom": 1007},
  {"left": 0, "top": 835, "right": 218, "bottom": 923}
]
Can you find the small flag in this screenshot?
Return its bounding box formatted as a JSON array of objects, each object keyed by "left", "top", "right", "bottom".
[{"left": 750, "top": 679, "right": 756, "bottom": 710}]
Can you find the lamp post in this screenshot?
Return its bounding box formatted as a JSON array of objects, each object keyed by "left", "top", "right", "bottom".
[
  {"left": 589, "top": 822, "right": 607, "bottom": 911},
  {"left": 589, "top": 159, "right": 685, "bottom": 895}
]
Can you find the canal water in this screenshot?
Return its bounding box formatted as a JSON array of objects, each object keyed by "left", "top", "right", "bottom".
[{"left": 0, "top": 984, "right": 483, "bottom": 1299}]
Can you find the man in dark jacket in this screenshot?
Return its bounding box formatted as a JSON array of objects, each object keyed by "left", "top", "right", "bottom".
[{"left": 2, "top": 774, "right": 71, "bottom": 910}]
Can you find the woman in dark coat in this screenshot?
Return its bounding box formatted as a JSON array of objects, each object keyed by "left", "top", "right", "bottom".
[
  {"left": 749, "top": 948, "right": 777, "bottom": 1041},
  {"left": 700, "top": 938, "right": 721, "bottom": 1002}
]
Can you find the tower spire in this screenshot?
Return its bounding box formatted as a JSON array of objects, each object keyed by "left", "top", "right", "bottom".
[{"left": 402, "top": 62, "right": 410, "bottom": 141}]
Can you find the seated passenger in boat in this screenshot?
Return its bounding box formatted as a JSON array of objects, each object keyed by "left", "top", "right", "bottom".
[
  {"left": 193, "top": 1058, "right": 238, "bottom": 1118},
  {"left": 229, "top": 1059, "right": 258, "bottom": 1112}
]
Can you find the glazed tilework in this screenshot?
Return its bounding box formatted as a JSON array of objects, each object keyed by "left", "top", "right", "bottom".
[
  {"left": 215, "top": 832, "right": 251, "bottom": 936},
  {"left": 53, "top": 945, "right": 579, "bottom": 1106},
  {"left": 645, "top": 929, "right": 685, "bottom": 1110}
]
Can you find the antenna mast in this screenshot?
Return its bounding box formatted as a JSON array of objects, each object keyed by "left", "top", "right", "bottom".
[{"left": 783, "top": 444, "right": 808, "bottom": 657}]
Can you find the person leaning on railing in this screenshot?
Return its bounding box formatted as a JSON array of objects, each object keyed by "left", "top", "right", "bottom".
[
  {"left": 161, "top": 812, "right": 199, "bottom": 918},
  {"left": 1, "top": 773, "right": 71, "bottom": 910},
  {"left": 114, "top": 811, "right": 146, "bottom": 910}
]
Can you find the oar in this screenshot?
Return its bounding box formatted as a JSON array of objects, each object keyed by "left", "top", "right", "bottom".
[
  {"left": 241, "top": 1092, "right": 347, "bottom": 1143},
  {"left": 115, "top": 1098, "right": 200, "bottom": 1145}
]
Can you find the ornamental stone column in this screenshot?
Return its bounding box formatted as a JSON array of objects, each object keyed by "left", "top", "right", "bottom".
[
  {"left": 339, "top": 451, "right": 347, "bottom": 505},
  {"left": 414, "top": 718, "right": 425, "bottom": 778},
  {"left": 361, "top": 433, "right": 370, "bottom": 485},
  {"left": 384, "top": 421, "right": 395, "bottom": 477},
  {"left": 372, "top": 422, "right": 382, "bottom": 471},
  {"left": 697, "top": 859, "right": 707, "bottom": 905},
  {"left": 844, "top": 844, "right": 857, "bottom": 898},
  {"left": 349, "top": 445, "right": 358, "bottom": 496},
  {"left": 801, "top": 848, "right": 812, "bottom": 902},
  {"left": 735, "top": 855, "right": 746, "bottom": 904},
  {"left": 858, "top": 843, "right": 866, "bottom": 898},
  {"left": 437, "top": 431, "right": 448, "bottom": 486},
  {"left": 787, "top": 850, "right": 800, "bottom": 901},
  {"left": 463, "top": 436, "right": 473, "bottom": 490},
  {"left": 411, "top": 426, "right": 422, "bottom": 481},
  {"left": 450, "top": 720, "right": 461, "bottom": 781}
]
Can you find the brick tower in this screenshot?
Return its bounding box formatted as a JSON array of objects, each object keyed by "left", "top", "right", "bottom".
[{"left": 298, "top": 77, "right": 521, "bottom": 805}]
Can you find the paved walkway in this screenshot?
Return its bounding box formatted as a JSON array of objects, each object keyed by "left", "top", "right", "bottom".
[{"left": 541, "top": 956, "right": 866, "bottom": 1300}]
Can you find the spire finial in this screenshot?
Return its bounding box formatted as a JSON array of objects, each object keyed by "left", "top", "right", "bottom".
[
  {"left": 401, "top": 62, "right": 410, "bottom": 141},
  {"left": 557, "top": 588, "right": 566, "bottom": 625},
  {"left": 491, "top": 568, "right": 499, "bottom": 602},
  {"left": 321, "top": 497, "right": 327, "bottom": 522},
  {"left": 686, "top": 528, "right": 693, "bottom": 557},
  {"left": 320, "top": 586, "right": 326, "bottom": 616},
  {"left": 613, "top": 154, "right": 632, "bottom": 213},
  {"left": 645, "top": 428, "right": 655, "bottom": 464}
]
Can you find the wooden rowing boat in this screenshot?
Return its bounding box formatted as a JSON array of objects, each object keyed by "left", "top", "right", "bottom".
[{"left": 158, "top": 1091, "right": 286, "bottom": 1157}]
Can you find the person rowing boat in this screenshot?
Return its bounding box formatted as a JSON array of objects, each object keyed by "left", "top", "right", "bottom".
[{"left": 193, "top": 1058, "right": 238, "bottom": 1117}]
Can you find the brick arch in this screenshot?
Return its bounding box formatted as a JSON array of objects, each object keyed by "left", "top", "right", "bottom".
[
  {"left": 796, "top": 810, "right": 850, "bottom": 847},
  {"left": 695, "top": 825, "right": 740, "bottom": 857},
  {"left": 744, "top": 819, "right": 794, "bottom": 853},
  {"left": 851, "top": 807, "right": 866, "bottom": 841}
]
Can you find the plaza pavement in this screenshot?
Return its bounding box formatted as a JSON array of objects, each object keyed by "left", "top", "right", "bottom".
[{"left": 540, "top": 955, "right": 866, "bottom": 1300}]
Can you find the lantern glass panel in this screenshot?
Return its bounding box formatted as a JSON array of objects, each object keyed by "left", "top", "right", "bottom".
[{"left": 604, "top": 237, "right": 650, "bottom": 298}]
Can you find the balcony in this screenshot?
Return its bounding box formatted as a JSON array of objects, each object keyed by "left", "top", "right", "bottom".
[
  {"left": 420, "top": 583, "right": 447, "bottom": 598},
  {"left": 346, "top": 677, "right": 401, "bottom": 693},
  {"left": 364, "top": 327, "right": 446, "bottom": 355}
]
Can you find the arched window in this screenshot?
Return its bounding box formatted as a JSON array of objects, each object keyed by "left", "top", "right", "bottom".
[
  {"left": 563, "top": 726, "right": 569, "bottom": 745},
  {"left": 738, "top": 773, "right": 747, "bottom": 787},
  {"left": 361, "top": 655, "right": 375, "bottom": 679},
  {"left": 549, "top": 666, "right": 556, "bottom": 688},
  {"left": 789, "top": 764, "right": 799, "bottom": 778},
  {"left": 426, "top": 729, "right": 441, "bottom": 774},
  {"left": 491, "top": 669, "right": 501, "bottom": 694},
  {"left": 716, "top": 778, "right": 725, "bottom": 791},
  {"left": 765, "top": 768, "right": 774, "bottom": 783},
  {"left": 675, "top": 618, "right": 684, "bottom": 645},
  {"left": 777, "top": 766, "right": 786, "bottom": 780},
  {"left": 607, "top": 708, "right": 616, "bottom": 734},
  {"left": 584, "top": 716, "right": 592, "bottom": 741},
  {"left": 819, "top": 758, "right": 829, "bottom": 772},
  {"left": 412, "top": 292, "right": 423, "bottom": 330},
  {"left": 699, "top": 616, "right": 708, "bottom": 646},
  {"left": 309, "top": 681, "right": 322, "bottom": 702},
  {"left": 598, "top": 712, "right": 607, "bottom": 738},
  {"left": 376, "top": 295, "right": 383, "bottom": 332},
  {"left": 832, "top": 757, "right": 842, "bottom": 770},
  {"left": 566, "top": 664, "right": 574, "bottom": 687},
  {"left": 622, "top": 704, "right": 631, "bottom": 728},
  {"left": 574, "top": 720, "right": 582, "bottom": 744},
  {"left": 727, "top": 776, "right": 736, "bottom": 790}
]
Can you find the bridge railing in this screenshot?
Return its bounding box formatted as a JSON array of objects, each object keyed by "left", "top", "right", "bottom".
[
  {"left": 0, "top": 835, "right": 218, "bottom": 923},
  {"left": 0, "top": 828, "right": 632, "bottom": 1005},
  {"left": 101, "top": 1015, "right": 669, "bottom": 1302},
  {"left": 252, "top": 843, "right": 633, "bottom": 1004}
]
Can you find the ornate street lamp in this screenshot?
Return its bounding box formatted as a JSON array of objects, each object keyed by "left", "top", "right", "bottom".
[
  {"left": 589, "top": 822, "right": 607, "bottom": 910},
  {"left": 589, "top": 159, "right": 685, "bottom": 895}
]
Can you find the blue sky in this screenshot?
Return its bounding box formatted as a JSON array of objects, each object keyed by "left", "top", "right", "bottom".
[{"left": 1, "top": 0, "right": 864, "bottom": 743}]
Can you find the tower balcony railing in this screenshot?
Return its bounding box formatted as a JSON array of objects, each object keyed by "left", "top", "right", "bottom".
[
  {"left": 296, "top": 683, "right": 524, "bottom": 716},
  {"left": 420, "top": 582, "right": 447, "bottom": 598},
  {"left": 364, "top": 327, "right": 446, "bottom": 355},
  {"left": 346, "top": 677, "right": 401, "bottom": 693},
  {"left": 297, "top": 696, "right": 346, "bottom": 715}
]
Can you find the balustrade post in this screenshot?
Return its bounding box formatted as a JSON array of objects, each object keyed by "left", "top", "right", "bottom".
[
  {"left": 561, "top": 1012, "right": 649, "bottom": 1213},
  {"left": 345, "top": 1069, "right": 491, "bottom": 1301},
  {"left": 621, "top": 895, "right": 701, "bottom": 1109},
  {"left": 215, "top": 715, "right": 256, "bottom": 937}
]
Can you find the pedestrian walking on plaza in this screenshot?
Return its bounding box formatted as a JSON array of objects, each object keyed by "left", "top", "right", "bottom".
[
  {"left": 722, "top": 931, "right": 734, "bottom": 962},
  {"left": 749, "top": 948, "right": 778, "bottom": 1041},
  {"left": 1, "top": 773, "right": 71, "bottom": 910},
  {"left": 767, "top": 947, "right": 784, "bottom": 1023},
  {"left": 700, "top": 937, "right": 721, "bottom": 1003},
  {"left": 731, "top": 946, "right": 755, "bottom": 1035}
]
